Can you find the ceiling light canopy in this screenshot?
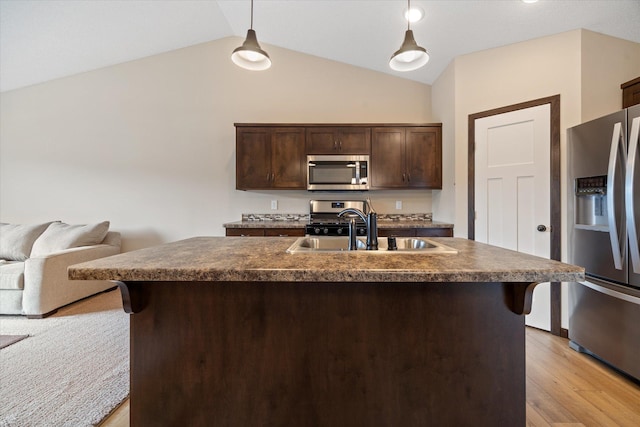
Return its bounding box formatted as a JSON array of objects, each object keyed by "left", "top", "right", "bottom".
[
  {"left": 231, "top": 0, "right": 271, "bottom": 71},
  {"left": 390, "top": 0, "right": 429, "bottom": 72}
]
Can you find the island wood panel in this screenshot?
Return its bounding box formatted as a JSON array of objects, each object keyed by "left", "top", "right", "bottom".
[{"left": 124, "top": 280, "right": 525, "bottom": 426}]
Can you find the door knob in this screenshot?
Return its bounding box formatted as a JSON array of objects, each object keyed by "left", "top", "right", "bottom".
[{"left": 537, "top": 225, "right": 548, "bottom": 232}]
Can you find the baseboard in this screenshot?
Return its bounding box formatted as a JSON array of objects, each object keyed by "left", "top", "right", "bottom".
[
  {"left": 26, "top": 308, "right": 58, "bottom": 319},
  {"left": 560, "top": 328, "right": 569, "bottom": 339},
  {"left": 25, "top": 286, "right": 117, "bottom": 319}
]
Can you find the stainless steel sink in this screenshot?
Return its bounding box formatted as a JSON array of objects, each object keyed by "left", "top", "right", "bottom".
[{"left": 286, "top": 236, "right": 458, "bottom": 254}]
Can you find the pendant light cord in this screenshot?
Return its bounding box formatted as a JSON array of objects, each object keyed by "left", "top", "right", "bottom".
[
  {"left": 250, "top": 0, "right": 254, "bottom": 30},
  {"left": 407, "top": 0, "right": 411, "bottom": 30}
]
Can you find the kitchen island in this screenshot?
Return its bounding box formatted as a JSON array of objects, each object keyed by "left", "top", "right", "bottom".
[{"left": 69, "top": 237, "right": 584, "bottom": 427}]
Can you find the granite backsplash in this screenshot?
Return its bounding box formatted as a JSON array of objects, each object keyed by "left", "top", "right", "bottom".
[{"left": 240, "top": 213, "right": 433, "bottom": 222}]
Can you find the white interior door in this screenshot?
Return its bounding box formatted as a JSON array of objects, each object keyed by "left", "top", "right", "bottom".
[{"left": 475, "top": 104, "right": 551, "bottom": 331}]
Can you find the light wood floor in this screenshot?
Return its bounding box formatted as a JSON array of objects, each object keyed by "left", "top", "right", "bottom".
[{"left": 100, "top": 327, "right": 640, "bottom": 427}]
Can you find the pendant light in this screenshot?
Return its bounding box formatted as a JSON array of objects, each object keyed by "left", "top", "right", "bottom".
[
  {"left": 389, "top": 0, "right": 429, "bottom": 72},
  {"left": 231, "top": 0, "right": 271, "bottom": 71}
]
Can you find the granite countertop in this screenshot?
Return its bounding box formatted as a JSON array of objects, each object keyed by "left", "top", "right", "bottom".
[
  {"left": 69, "top": 236, "right": 584, "bottom": 284},
  {"left": 223, "top": 219, "right": 454, "bottom": 229}
]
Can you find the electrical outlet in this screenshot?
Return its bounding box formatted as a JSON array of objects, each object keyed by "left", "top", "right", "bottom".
[
  {"left": 395, "top": 200, "right": 403, "bottom": 210},
  {"left": 271, "top": 200, "right": 278, "bottom": 210}
]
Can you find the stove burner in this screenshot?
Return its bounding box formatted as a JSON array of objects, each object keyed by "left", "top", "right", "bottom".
[
  {"left": 307, "top": 200, "right": 369, "bottom": 236},
  {"left": 305, "top": 223, "right": 367, "bottom": 237}
]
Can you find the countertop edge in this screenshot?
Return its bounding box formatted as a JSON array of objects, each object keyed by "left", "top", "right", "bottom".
[{"left": 68, "top": 237, "right": 584, "bottom": 284}]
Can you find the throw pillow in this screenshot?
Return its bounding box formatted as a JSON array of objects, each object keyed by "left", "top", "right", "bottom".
[
  {"left": 30, "top": 221, "right": 110, "bottom": 257},
  {"left": 0, "top": 222, "right": 54, "bottom": 261}
]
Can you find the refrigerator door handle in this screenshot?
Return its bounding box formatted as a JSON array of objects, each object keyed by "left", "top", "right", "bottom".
[
  {"left": 607, "top": 122, "right": 626, "bottom": 270},
  {"left": 627, "top": 116, "right": 640, "bottom": 274}
]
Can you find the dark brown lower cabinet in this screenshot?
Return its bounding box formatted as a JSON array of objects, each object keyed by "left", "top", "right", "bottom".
[
  {"left": 225, "top": 228, "right": 305, "bottom": 237},
  {"left": 378, "top": 227, "right": 453, "bottom": 237}
]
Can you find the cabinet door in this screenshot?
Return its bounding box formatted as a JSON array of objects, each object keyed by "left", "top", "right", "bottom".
[
  {"left": 622, "top": 81, "right": 640, "bottom": 108},
  {"left": 226, "top": 228, "right": 265, "bottom": 237},
  {"left": 264, "top": 228, "right": 305, "bottom": 237},
  {"left": 406, "top": 127, "right": 442, "bottom": 189},
  {"left": 271, "top": 128, "right": 306, "bottom": 189},
  {"left": 236, "top": 128, "right": 272, "bottom": 190},
  {"left": 306, "top": 128, "right": 338, "bottom": 154},
  {"left": 415, "top": 228, "right": 453, "bottom": 237},
  {"left": 306, "top": 127, "right": 371, "bottom": 154},
  {"left": 337, "top": 128, "right": 371, "bottom": 154},
  {"left": 378, "top": 228, "right": 416, "bottom": 237},
  {"left": 371, "top": 127, "right": 406, "bottom": 188}
]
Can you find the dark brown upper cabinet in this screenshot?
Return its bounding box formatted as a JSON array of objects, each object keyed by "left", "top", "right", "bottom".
[
  {"left": 371, "top": 126, "right": 442, "bottom": 189},
  {"left": 622, "top": 76, "right": 640, "bottom": 108},
  {"left": 306, "top": 127, "right": 371, "bottom": 154},
  {"left": 236, "top": 127, "right": 306, "bottom": 190},
  {"left": 236, "top": 123, "right": 441, "bottom": 191}
]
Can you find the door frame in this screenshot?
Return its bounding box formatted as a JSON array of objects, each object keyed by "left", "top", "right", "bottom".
[{"left": 468, "top": 95, "right": 562, "bottom": 336}]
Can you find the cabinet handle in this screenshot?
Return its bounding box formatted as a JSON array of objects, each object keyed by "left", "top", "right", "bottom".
[
  {"left": 271, "top": 173, "right": 275, "bottom": 181},
  {"left": 339, "top": 141, "right": 343, "bottom": 150},
  {"left": 402, "top": 173, "right": 406, "bottom": 182},
  {"left": 407, "top": 173, "right": 411, "bottom": 182},
  {"left": 266, "top": 173, "right": 270, "bottom": 180},
  {"left": 334, "top": 141, "right": 338, "bottom": 150}
]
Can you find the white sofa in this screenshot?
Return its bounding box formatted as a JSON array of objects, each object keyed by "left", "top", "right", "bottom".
[{"left": 0, "top": 221, "right": 121, "bottom": 318}]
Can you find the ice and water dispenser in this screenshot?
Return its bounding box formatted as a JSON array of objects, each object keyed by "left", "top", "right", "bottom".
[{"left": 574, "top": 175, "right": 608, "bottom": 228}]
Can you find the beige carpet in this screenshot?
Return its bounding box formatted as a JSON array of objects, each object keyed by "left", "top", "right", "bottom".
[{"left": 0, "top": 289, "right": 129, "bottom": 426}]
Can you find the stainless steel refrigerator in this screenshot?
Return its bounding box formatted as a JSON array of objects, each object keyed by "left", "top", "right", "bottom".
[{"left": 567, "top": 104, "right": 640, "bottom": 381}]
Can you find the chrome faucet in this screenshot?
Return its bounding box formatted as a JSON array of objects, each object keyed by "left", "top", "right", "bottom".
[{"left": 337, "top": 208, "right": 378, "bottom": 250}]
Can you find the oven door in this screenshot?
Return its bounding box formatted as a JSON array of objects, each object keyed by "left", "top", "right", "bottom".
[{"left": 307, "top": 155, "right": 369, "bottom": 190}]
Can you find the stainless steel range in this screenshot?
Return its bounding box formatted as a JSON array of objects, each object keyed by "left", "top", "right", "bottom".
[{"left": 305, "top": 200, "right": 368, "bottom": 236}]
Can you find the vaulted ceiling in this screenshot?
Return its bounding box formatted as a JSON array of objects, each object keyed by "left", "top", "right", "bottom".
[{"left": 1, "top": 0, "right": 639, "bottom": 92}]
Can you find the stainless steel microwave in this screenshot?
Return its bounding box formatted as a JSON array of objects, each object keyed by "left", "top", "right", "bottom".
[{"left": 307, "top": 155, "right": 370, "bottom": 191}]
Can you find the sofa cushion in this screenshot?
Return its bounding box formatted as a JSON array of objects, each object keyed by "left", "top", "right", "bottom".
[
  {"left": 0, "top": 260, "right": 25, "bottom": 290},
  {"left": 0, "top": 223, "right": 53, "bottom": 261},
  {"left": 30, "top": 221, "right": 110, "bottom": 257}
]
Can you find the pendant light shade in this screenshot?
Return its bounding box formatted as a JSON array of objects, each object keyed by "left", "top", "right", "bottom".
[
  {"left": 389, "top": 30, "right": 429, "bottom": 71},
  {"left": 232, "top": 0, "right": 271, "bottom": 71},
  {"left": 389, "top": 0, "right": 429, "bottom": 72},
  {"left": 232, "top": 29, "right": 271, "bottom": 71}
]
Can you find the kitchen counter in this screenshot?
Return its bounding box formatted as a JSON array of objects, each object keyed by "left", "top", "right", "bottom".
[
  {"left": 69, "top": 237, "right": 583, "bottom": 427},
  {"left": 69, "top": 236, "right": 580, "bottom": 284}
]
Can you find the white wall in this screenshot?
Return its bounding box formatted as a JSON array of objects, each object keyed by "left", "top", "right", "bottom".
[
  {"left": 438, "top": 30, "right": 583, "bottom": 240},
  {"left": 431, "top": 61, "right": 456, "bottom": 225},
  {"left": 581, "top": 30, "right": 640, "bottom": 122},
  {"left": 0, "top": 37, "right": 435, "bottom": 251},
  {"left": 432, "top": 29, "right": 640, "bottom": 328}
]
